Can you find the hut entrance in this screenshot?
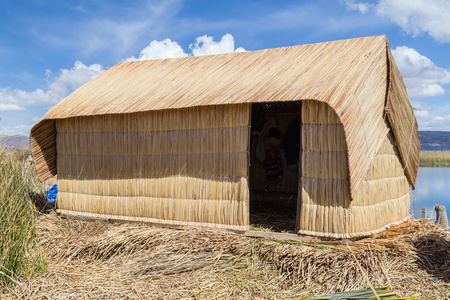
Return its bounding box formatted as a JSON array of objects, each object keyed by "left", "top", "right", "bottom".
[{"left": 249, "top": 102, "right": 301, "bottom": 233}]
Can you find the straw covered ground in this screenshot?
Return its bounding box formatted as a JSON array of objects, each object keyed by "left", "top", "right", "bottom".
[{"left": 2, "top": 213, "right": 449, "bottom": 299}]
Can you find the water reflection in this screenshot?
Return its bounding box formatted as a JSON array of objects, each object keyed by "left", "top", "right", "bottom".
[{"left": 411, "top": 167, "right": 450, "bottom": 219}]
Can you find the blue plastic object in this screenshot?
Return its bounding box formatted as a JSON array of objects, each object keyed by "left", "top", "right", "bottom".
[{"left": 46, "top": 184, "right": 58, "bottom": 205}]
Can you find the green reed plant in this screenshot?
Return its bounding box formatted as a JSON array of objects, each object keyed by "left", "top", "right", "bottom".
[
  {"left": 301, "top": 286, "right": 416, "bottom": 299},
  {"left": 0, "top": 149, "right": 46, "bottom": 289},
  {"left": 419, "top": 151, "right": 450, "bottom": 167}
]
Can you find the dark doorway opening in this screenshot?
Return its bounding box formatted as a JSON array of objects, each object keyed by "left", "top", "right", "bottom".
[{"left": 249, "top": 101, "right": 301, "bottom": 233}]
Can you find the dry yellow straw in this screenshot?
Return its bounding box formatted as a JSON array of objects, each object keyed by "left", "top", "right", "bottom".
[{"left": 346, "top": 243, "right": 381, "bottom": 300}]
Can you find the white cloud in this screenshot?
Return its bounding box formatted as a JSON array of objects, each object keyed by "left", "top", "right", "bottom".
[
  {"left": 392, "top": 46, "right": 450, "bottom": 98},
  {"left": 124, "top": 39, "right": 187, "bottom": 61},
  {"left": 412, "top": 102, "right": 450, "bottom": 130},
  {"left": 421, "top": 114, "right": 450, "bottom": 131},
  {"left": 407, "top": 84, "right": 445, "bottom": 99},
  {"left": 0, "top": 61, "right": 105, "bottom": 111},
  {"left": 345, "top": 0, "right": 372, "bottom": 13},
  {"left": 376, "top": 0, "right": 450, "bottom": 42},
  {"left": 46, "top": 61, "right": 105, "bottom": 101},
  {"left": 125, "top": 34, "right": 246, "bottom": 61},
  {"left": 414, "top": 108, "right": 429, "bottom": 119},
  {"left": 189, "top": 34, "right": 246, "bottom": 56},
  {"left": 0, "top": 88, "right": 50, "bottom": 111},
  {"left": 0, "top": 124, "right": 33, "bottom": 136},
  {"left": 413, "top": 103, "right": 431, "bottom": 127},
  {"left": 0, "top": 102, "right": 25, "bottom": 111},
  {"left": 344, "top": 0, "right": 450, "bottom": 43},
  {"left": 434, "top": 116, "right": 445, "bottom": 125}
]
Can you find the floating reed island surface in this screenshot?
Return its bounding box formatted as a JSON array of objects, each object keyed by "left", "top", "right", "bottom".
[{"left": 3, "top": 212, "right": 449, "bottom": 299}]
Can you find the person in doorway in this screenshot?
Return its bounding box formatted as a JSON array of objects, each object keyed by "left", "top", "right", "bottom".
[{"left": 263, "top": 128, "right": 283, "bottom": 183}]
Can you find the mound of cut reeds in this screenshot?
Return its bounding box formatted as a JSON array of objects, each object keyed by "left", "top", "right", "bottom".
[{"left": 3, "top": 213, "right": 449, "bottom": 299}]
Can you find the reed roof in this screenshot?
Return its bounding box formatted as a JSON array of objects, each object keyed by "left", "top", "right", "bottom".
[{"left": 30, "top": 35, "right": 420, "bottom": 198}]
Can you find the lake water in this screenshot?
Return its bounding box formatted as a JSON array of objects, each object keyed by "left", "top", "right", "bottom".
[{"left": 410, "top": 167, "right": 450, "bottom": 219}]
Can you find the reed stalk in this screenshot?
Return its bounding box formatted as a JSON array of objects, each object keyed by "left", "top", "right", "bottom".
[
  {"left": 0, "top": 148, "right": 46, "bottom": 289},
  {"left": 419, "top": 151, "right": 450, "bottom": 167}
]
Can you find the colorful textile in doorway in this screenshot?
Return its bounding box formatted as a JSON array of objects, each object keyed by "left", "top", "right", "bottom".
[{"left": 263, "top": 128, "right": 283, "bottom": 183}]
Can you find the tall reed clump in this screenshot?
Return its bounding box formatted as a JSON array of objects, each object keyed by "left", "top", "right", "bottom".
[
  {"left": 420, "top": 151, "right": 450, "bottom": 167},
  {"left": 0, "top": 149, "right": 46, "bottom": 289}
]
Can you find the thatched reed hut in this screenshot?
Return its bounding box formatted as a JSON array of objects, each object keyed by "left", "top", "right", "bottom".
[{"left": 30, "top": 35, "right": 420, "bottom": 238}]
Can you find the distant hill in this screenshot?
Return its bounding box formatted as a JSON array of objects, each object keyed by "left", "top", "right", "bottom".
[
  {"left": 419, "top": 131, "right": 450, "bottom": 151},
  {"left": 0, "top": 135, "right": 29, "bottom": 150}
]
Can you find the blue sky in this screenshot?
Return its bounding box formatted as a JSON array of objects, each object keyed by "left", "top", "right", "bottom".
[{"left": 1, "top": 0, "right": 450, "bottom": 135}]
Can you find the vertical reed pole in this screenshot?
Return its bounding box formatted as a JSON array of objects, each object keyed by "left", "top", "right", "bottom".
[
  {"left": 422, "top": 207, "right": 426, "bottom": 219},
  {"left": 247, "top": 104, "right": 253, "bottom": 228},
  {"left": 296, "top": 101, "right": 302, "bottom": 233}
]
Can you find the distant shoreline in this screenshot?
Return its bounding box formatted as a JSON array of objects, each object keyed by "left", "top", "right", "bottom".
[{"left": 420, "top": 151, "right": 450, "bottom": 167}]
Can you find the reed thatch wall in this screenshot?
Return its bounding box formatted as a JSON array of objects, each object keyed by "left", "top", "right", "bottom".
[
  {"left": 299, "top": 101, "right": 351, "bottom": 236},
  {"left": 30, "top": 35, "right": 420, "bottom": 203},
  {"left": 298, "top": 101, "right": 410, "bottom": 238},
  {"left": 385, "top": 47, "right": 420, "bottom": 188},
  {"left": 56, "top": 104, "right": 251, "bottom": 231},
  {"left": 30, "top": 120, "right": 57, "bottom": 180}
]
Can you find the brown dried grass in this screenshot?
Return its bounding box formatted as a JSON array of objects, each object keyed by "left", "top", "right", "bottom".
[{"left": 2, "top": 215, "right": 449, "bottom": 299}]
